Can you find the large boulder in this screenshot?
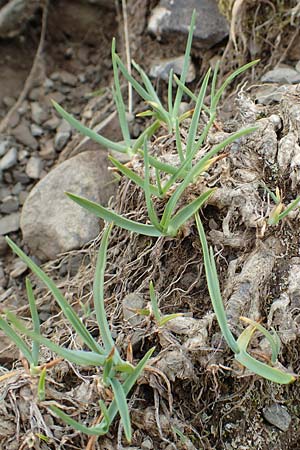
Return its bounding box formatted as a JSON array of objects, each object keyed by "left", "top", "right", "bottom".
[
  {"left": 21, "top": 150, "right": 116, "bottom": 261},
  {"left": 148, "top": 0, "right": 228, "bottom": 51}
]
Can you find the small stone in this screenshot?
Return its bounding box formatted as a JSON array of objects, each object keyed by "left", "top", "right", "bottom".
[
  {"left": 11, "top": 182, "right": 22, "bottom": 195},
  {"left": 123, "top": 293, "right": 145, "bottom": 326},
  {"left": 43, "top": 77, "right": 54, "bottom": 91},
  {"left": 262, "top": 404, "right": 291, "bottom": 432},
  {"left": 44, "top": 116, "right": 60, "bottom": 130},
  {"left": 149, "top": 55, "right": 196, "bottom": 82},
  {"left": 18, "top": 100, "right": 29, "bottom": 115},
  {"left": 8, "top": 111, "right": 20, "bottom": 128},
  {"left": 261, "top": 67, "right": 300, "bottom": 84},
  {"left": 0, "top": 236, "right": 8, "bottom": 256},
  {"left": 58, "top": 119, "right": 72, "bottom": 134},
  {"left": 26, "top": 156, "right": 43, "bottom": 179},
  {"left": 0, "top": 147, "right": 17, "bottom": 170},
  {"left": 39, "top": 140, "right": 56, "bottom": 160},
  {"left": 141, "top": 438, "right": 153, "bottom": 450},
  {"left": 3, "top": 96, "right": 15, "bottom": 107},
  {"left": 19, "top": 190, "right": 29, "bottom": 205},
  {"left": 12, "top": 123, "right": 38, "bottom": 149},
  {"left": 30, "top": 123, "right": 44, "bottom": 137},
  {"left": 31, "top": 102, "right": 48, "bottom": 124},
  {"left": 59, "top": 70, "right": 77, "bottom": 86},
  {"left": 47, "top": 91, "right": 66, "bottom": 105},
  {"left": 0, "top": 195, "right": 19, "bottom": 213},
  {"left": 12, "top": 170, "right": 30, "bottom": 184},
  {"left": 54, "top": 131, "right": 70, "bottom": 151},
  {"left": 0, "top": 140, "right": 9, "bottom": 157},
  {"left": 0, "top": 186, "right": 11, "bottom": 201},
  {"left": 29, "top": 87, "right": 43, "bottom": 101},
  {"left": 10, "top": 260, "right": 28, "bottom": 278},
  {"left": 0, "top": 212, "right": 20, "bottom": 234},
  {"left": 295, "top": 60, "right": 300, "bottom": 73},
  {"left": 18, "top": 148, "right": 29, "bottom": 162}
]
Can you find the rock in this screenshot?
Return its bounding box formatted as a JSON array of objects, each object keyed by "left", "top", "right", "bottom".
[
  {"left": 18, "top": 190, "right": 28, "bottom": 205},
  {"left": 0, "top": 236, "right": 8, "bottom": 255},
  {"left": 0, "top": 147, "right": 17, "bottom": 170},
  {"left": 8, "top": 111, "right": 20, "bottom": 128},
  {"left": 54, "top": 131, "right": 70, "bottom": 151},
  {"left": 28, "top": 87, "right": 43, "bottom": 101},
  {"left": 53, "top": 70, "right": 77, "bottom": 87},
  {"left": 39, "top": 139, "right": 56, "bottom": 160},
  {"left": 148, "top": 0, "right": 228, "bottom": 50},
  {"left": 261, "top": 67, "right": 300, "bottom": 84},
  {"left": 44, "top": 116, "right": 60, "bottom": 130},
  {"left": 25, "top": 156, "right": 43, "bottom": 179},
  {"left": 0, "top": 195, "right": 19, "bottom": 213},
  {"left": 46, "top": 91, "right": 66, "bottom": 105},
  {"left": 21, "top": 150, "right": 116, "bottom": 261},
  {"left": 0, "top": 212, "right": 20, "bottom": 234},
  {"left": 262, "top": 404, "right": 291, "bottom": 432},
  {"left": 12, "top": 123, "right": 38, "bottom": 150},
  {"left": 0, "top": 0, "right": 40, "bottom": 38},
  {"left": 12, "top": 169, "right": 30, "bottom": 184},
  {"left": 30, "top": 123, "right": 43, "bottom": 137},
  {"left": 0, "top": 140, "right": 9, "bottom": 157},
  {"left": 18, "top": 100, "right": 29, "bottom": 115},
  {"left": 3, "top": 96, "right": 15, "bottom": 107},
  {"left": 31, "top": 102, "right": 48, "bottom": 124},
  {"left": 122, "top": 293, "right": 145, "bottom": 327},
  {"left": 149, "top": 55, "right": 196, "bottom": 82},
  {"left": 10, "top": 260, "right": 28, "bottom": 278}
]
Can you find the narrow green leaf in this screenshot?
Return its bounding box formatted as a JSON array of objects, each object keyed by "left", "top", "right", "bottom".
[
  {"left": 210, "top": 61, "right": 220, "bottom": 108},
  {"left": 6, "top": 237, "right": 103, "bottom": 355},
  {"left": 211, "top": 60, "right": 259, "bottom": 111},
  {"left": 235, "top": 348, "right": 295, "bottom": 384},
  {"left": 278, "top": 196, "right": 300, "bottom": 221},
  {"left": 158, "top": 313, "right": 183, "bottom": 327},
  {"left": 6, "top": 311, "right": 107, "bottom": 366},
  {"left": 195, "top": 213, "right": 239, "bottom": 353},
  {"left": 173, "top": 9, "right": 196, "bottom": 119},
  {"left": 110, "top": 378, "right": 132, "bottom": 442},
  {"left": 143, "top": 139, "right": 162, "bottom": 230},
  {"left": 52, "top": 101, "right": 127, "bottom": 153},
  {"left": 108, "top": 157, "right": 160, "bottom": 197},
  {"left": 167, "top": 189, "right": 214, "bottom": 235},
  {"left": 0, "top": 316, "right": 34, "bottom": 364},
  {"left": 175, "top": 118, "right": 184, "bottom": 163},
  {"left": 50, "top": 347, "right": 155, "bottom": 436},
  {"left": 114, "top": 53, "right": 151, "bottom": 102},
  {"left": 149, "top": 281, "right": 161, "bottom": 323},
  {"left": 26, "top": 278, "right": 40, "bottom": 367},
  {"left": 132, "top": 120, "right": 161, "bottom": 154},
  {"left": 66, "top": 192, "right": 162, "bottom": 237},
  {"left": 38, "top": 367, "right": 46, "bottom": 401},
  {"left": 132, "top": 60, "right": 162, "bottom": 107},
  {"left": 112, "top": 39, "right": 131, "bottom": 148},
  {"left": 168, "top": 68, "right": 174, "bottom": 117},
  {"left": 240, "top": 316, "right": 281, "bottom": 363}
]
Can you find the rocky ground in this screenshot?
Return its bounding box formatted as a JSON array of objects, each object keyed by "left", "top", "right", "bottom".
[{"left": 1, "top": 0, "right": 300, "bottom": 449}]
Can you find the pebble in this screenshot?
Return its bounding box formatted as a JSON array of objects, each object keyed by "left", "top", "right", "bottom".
[
  {"left": 12, "top": 123, "right": 38, "bottom": 150},
  {"left": 54, "top": 131, "right": 70, "bottom": 151},
  {"left": 59, "top": 70, "right": 77, "bottom": 86},
  {"left": 149, "top": 55, "right": 196, "bottom": 82},
  {"left": 0, "top": 147, "right": 17, "bottom": 170},
  {"left": 262, "top": 404, "right": 291, "bottom": 431},
  {"left": 31, "top": 102, "right": 48, "bottom": 125},
  {"left": 122, "top": 293, "right": 145, "bottom": 326},
  {"left": 26, "top": 156, "right": 43, "bottom": 179},
  {"left": 18, "top": 101, "right": 29, "bottom": 115},
  {"left": 8, "top": 111, "right": 20, "bottom": 128},
  {"left": 0, "top": 236, "right": 8, "bottom": 256},
  {"left": 0, "top": 186, "right": 11, "bottom": 201},
  {"left": 39, "top": 140, "right": 56, "bottom": 160},
  {"left": 261, "top": 67, "right": 300, "bottom": 84},
  {"left": 18, "top": 148, "right": 29, "bottom": 162},
  {"left": 0, "top": 140, "right": 9, "bottom": 157},
  {"left": 44, "top": 116, "right": 60, "bottom": 131},
  {"left": 19, "top": 190, "right": 29, "bottom": 205},
  {"left": 0, "top": 212, "right": 20, "bottom": 234},
  {"left": 47, "top": 91, "right": 65, "bottom": 105},
  {"left": 12, "top": 169, "right": 31, "bottom": 184},
  {"left": 0, "top": 196, "right": 19, "bottom": 214},
  {"left": 10, "top": 260, "right": 28, "bottom": 278},
  {"left": 3, "top": 96, "right": 15, "bottom": 107},
  {"left": 30, "top": 123, "right": 44, "bottom": 137},
  {"left": 43, "top": 77, "right": 54, "bottom": 91},
  {"left": 28, "top": 87, "right": 43, "bottom": 101},
  {"left": 11, "top": 182, "right": 23, "bottom": 195}
]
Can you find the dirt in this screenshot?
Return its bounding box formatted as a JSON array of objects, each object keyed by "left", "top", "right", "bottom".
[{"left": 1, "top": 1, "right": 300, "bottom": 449}]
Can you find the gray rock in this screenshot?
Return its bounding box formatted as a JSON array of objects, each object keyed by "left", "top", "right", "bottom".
[
  {"left": 44, "top": 116, "right": 60, "bottom": 131},
  {"left": 0, "top": 0, "right": 39, "bottom": 38},
  {"left": 30, "top": 123, "right": 43, "bottom": 137},
  {"left": 12, "top": 123, "right": 38, "bottom": 150},
  {"left": 123, "top": 293, "right": 145, "bottom": 327},
  {"left": 3, "top": 96, "right": 15, "bottom": 107},
  {"left": 0, "top": 236, "right": 8, "bottom": 256},
  {"left": 0, "top": 140, "right": 9, "bottom": 157},
  {"left": 59, "top": 70, "right": 77, "bottom": 87},
  {"left": 54, "top": 131, "right": 70, "bottom": 151},
  {"left": 262, "top": 404, "right": 291, "bottom": 432},
  {"left": 57, "top": 119, "right": 72, "bottom": 134},
  {"left": 0, "top": 195, "right": 19, "bottom": 214},
  {"left": 0, "top": 147, "right": 17, "bottom": 170},
  {"left": 149, "top": 55, "right": 196, "bottom": 82},
  {"left": 21, "top": 150, "right": 116, "bottom": 261},
  {"left": 18, "top": 190, "right": 28, "bottom": 205},
  {"left": 261, "top": 67, "right": 300, "bottom": 84},
  {"left": 39, "top": 140, "right": 56, "bottom": 160},
  {"left": 148, "top": 0, "right": 228, "bottom": 50},
  {"left": 10, "top": 260, "right": 27, "bottom": 278},
  {"left": 254, "top": 85, "right": 290, "bottom": 105},
  {"left": 31, "top": 102, "right": 48, "bottom": 125},
  {"left": 25, "top": 156, "right": 43, "bottom": 179},
  {"left": 0, "top": 212, "right": 20, "bottom": 235}
]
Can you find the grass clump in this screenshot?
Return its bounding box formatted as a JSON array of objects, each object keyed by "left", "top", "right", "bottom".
[{"left": 0, "top": 8, "right": 297, "bottom": 445}]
